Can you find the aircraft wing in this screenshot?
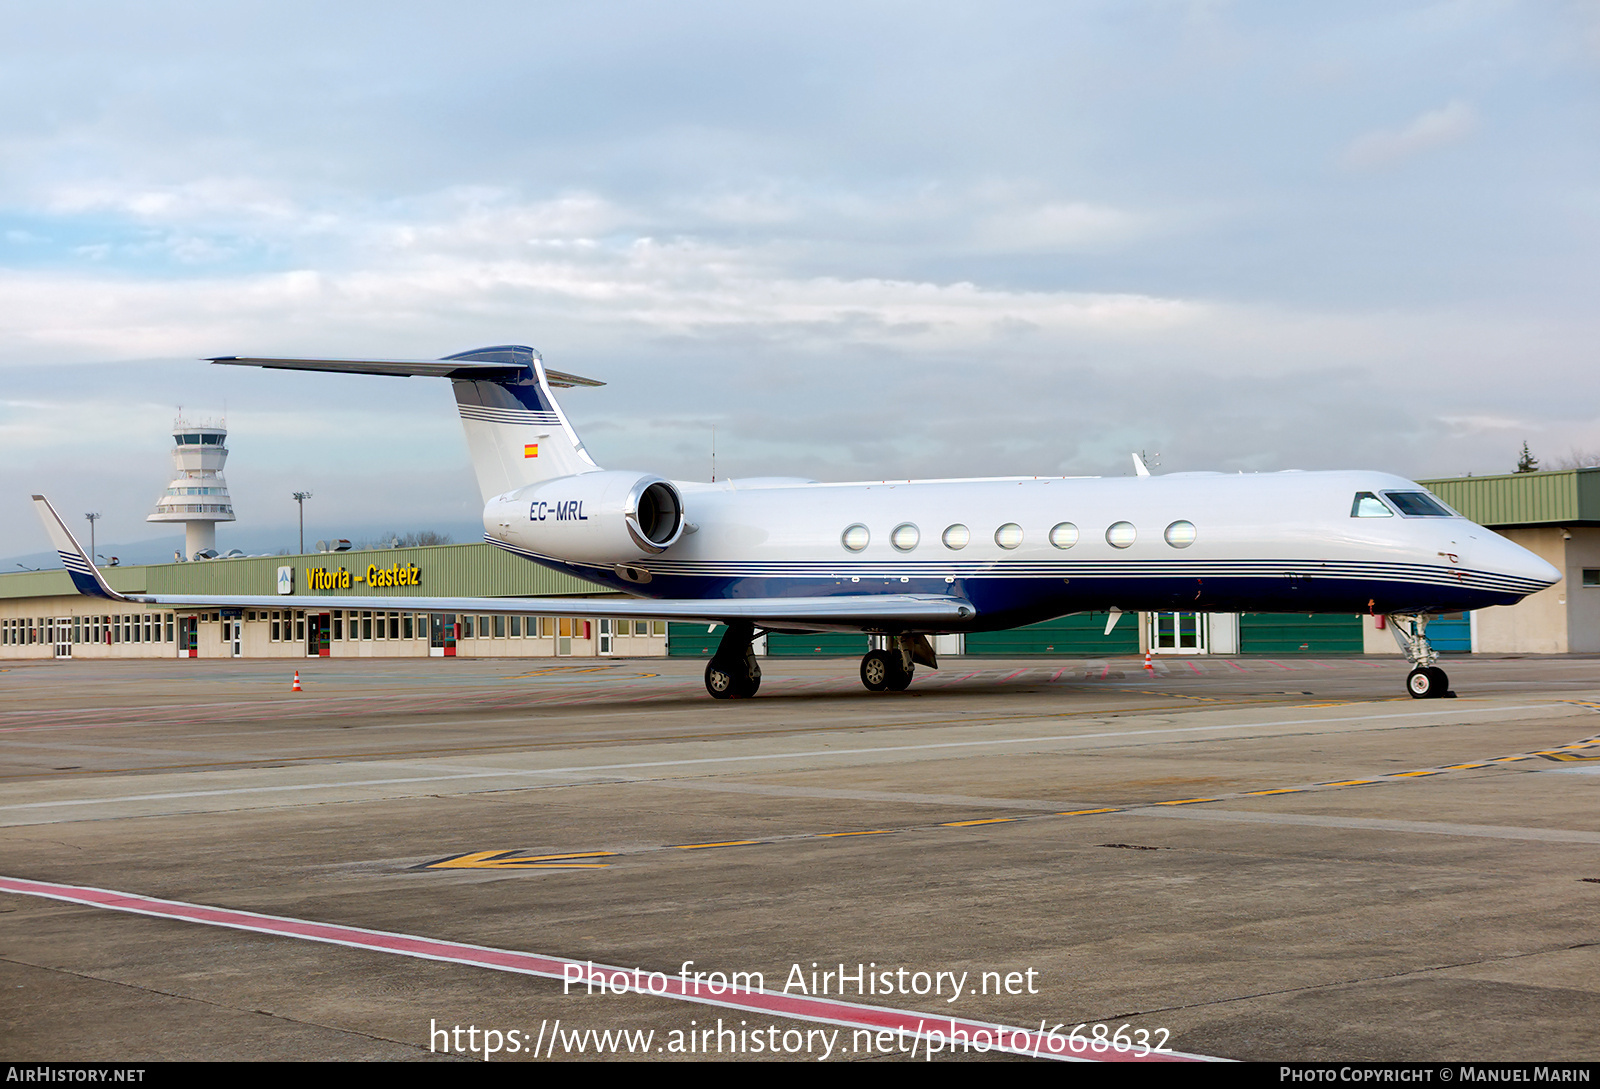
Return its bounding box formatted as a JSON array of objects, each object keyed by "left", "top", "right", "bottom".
[{"left": 31, "top": 496, "right": 974, "bottom": 631}]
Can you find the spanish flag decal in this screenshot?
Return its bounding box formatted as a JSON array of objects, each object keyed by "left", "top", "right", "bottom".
[{"left": 524, "top": 444, "right": 539, "bottom": 458}]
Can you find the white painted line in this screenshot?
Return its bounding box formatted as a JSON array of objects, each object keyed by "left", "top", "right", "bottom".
[
  {"left": 0, "top": 875, "right": 1221, "bottom": 1063},
  {"left": 0, "top": 702, "right": 1571, "bottom": 814}
]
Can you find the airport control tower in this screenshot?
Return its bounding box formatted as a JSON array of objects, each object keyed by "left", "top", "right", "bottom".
[{"left": 147, "top": 419, "right": 236, "bottom": 560}]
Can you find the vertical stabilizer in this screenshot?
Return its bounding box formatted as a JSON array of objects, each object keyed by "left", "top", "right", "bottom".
[
  {"left": 209, "top": 346, "right": 605, "bottom": 503},
  {"left": 443, "top": 345, "right": 601, "bottom": 501}
]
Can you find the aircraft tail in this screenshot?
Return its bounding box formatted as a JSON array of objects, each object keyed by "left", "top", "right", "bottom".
[
  {"left": 440, "top": 346, "right": 601, "bottom": 500},
  {"left": 211, "top": 345, "right": 604, "bottom": 502}
]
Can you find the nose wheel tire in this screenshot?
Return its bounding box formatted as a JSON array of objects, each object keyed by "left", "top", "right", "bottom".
[
  {"left": 861, "top": 650, "right": 914, "bottom": 692},
  {"left": 1406, "top": 665, "right": 1450, "bottom": 699}
]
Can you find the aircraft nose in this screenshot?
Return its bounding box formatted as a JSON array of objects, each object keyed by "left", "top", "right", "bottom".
[{"left": 1481, "top": 532, "right": 1561, "bottom": 590}]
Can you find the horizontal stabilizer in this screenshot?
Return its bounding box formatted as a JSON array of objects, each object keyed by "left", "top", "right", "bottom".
[{"left": 209, "top": 356, "right": 604, "bottom": 388}]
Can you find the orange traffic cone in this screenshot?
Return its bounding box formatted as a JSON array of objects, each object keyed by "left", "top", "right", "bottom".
[
  {"left": 292, "top": 670, "right": 303, "bottom": 692},
  {"left": 1144, "top": 651, "right": 1154, "bottom": 671}
]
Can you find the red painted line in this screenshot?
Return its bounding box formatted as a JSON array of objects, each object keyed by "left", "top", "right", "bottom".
[
  {"left": 1224, "top": 660, "right": 1247, "bottom": 673},
  {"left": 0, "top": 875, "right": 1214, "bottom": 1062},
  {"left": 998, "top": 669, "right": 1028, "bottom": 683}
]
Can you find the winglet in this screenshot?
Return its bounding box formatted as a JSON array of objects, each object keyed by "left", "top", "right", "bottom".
[
  {"left": 30, "top": 496, "right": 127, "bottom": 601},
  {"left": 1132, "top": 453, "right": 1151, "bottom": 477}
]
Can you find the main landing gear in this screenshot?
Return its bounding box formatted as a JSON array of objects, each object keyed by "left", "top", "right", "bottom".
[
  {"left": 1387, "top": 613, "right": 1455, "bottom": 700},
  {"left": 701, "top": 627, "right": 941, "bottom": 700},
  {"left": 859, "top": 635, "right": 937, "bottom": 694},
  {"left": 704, "top": 620, "right": 761, "bottom": 699}
]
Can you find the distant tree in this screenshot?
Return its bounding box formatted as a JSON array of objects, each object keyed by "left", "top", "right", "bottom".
[
  {"left": 351, "top": 530, "right": 453, "bottom": 550},
  {"left": 1551, "top": 449, "right": 1600, "bottom": 470},
  {"left": 1514, "top": 442, "right": 1539, "bottom": 473}
]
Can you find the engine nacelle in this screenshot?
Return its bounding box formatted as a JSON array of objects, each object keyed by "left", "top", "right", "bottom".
[{"left": 485, "top": 470, "right": 685, "bottom": 565}]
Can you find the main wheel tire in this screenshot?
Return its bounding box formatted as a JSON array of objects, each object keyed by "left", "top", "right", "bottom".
[
  {"left": 886, "top": 659, "right": 914, "bottom": 691},
  {"left": 861, "top": 650, "right": 892, "bottom": 692},
  {"left": 707, "top": 656, "right": 761, "bottom": 699},
  {"left": 1406, "top": 666, "right": 1437, "bottom": 699},
  {"left": 706, "top": 660, "right": 737, "bottom": 699}
]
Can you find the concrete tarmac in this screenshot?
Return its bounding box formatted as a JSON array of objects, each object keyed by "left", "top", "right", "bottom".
[{"left": 2, "top": 653, "right": 1597, "bottom": 1062}]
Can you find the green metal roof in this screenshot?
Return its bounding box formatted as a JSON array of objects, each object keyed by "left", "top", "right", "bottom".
[
  {"left": 1418, "top": 467, "right": 1600, "bottom": 528},
  {"left": 0, "top": 542, "right": 616, "bottom": 603}
]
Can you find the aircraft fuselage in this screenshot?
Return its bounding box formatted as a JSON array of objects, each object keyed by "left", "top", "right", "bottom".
[{"left": 483, "top": 468, "right": 1552, "bottom": 634}]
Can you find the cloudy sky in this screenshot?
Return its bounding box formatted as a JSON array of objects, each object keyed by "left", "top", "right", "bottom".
[{"left": 3, "top": 2, "right": 1597, "bottom": 559}]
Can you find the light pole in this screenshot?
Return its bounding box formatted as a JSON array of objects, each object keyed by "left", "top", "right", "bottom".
[
  {"left": 84, "top": 512, "right": 101, "bottom": 562},
  {"left": 292, "top": 492, "right": 313, "bottom": 555}
]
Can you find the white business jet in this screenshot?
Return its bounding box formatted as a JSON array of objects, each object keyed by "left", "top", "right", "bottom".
[{"left": 33, "top": 345, "right": 1559, "bottom": 700}]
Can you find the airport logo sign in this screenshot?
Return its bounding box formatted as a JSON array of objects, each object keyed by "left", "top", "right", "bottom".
[{"left": 277, "top": 566, "right": 293, "bottom": 595}]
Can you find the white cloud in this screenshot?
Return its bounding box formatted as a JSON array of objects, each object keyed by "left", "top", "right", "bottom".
[
  {"left": 973, "top": 200, "right": 1149, "bottom": 252},
  {"left": 43, "top": 176, "right": 302, "bottom": 223},
  {"left": 0, "top": 235, "right": 1208, "bottom": 366},
  {"left": 1340, "top": 100, "right": 1478, "bottom": 170}
]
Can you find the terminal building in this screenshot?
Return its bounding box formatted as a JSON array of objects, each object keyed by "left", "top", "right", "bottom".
[
  {"left": 2, "top": 469, "right": 1594, "bottom": 663},
  {"left": 0, "top": 542, "right": 665, "bottom": 660}
]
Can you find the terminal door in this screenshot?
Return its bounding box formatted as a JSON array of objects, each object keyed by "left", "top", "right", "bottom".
[
  {"left": 227, "top": 619, "right": 242, "bottom": 657},
  {"left": 307, "top": 613, "right": 330, "bottom": 657},
  {"left": 53, "top": 618, "right": 71, "bottom": 659},
  {"left": 1149, "top": 612, "right": 1208, "bottom": 654},
  {"left": 429, "top": 614, "right": 456, "bottom": 657},
  {"left": 180, "top": 616, "right": 199, "bottom": 657}
]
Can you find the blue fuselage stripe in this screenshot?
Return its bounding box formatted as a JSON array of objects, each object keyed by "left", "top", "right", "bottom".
[{"left": 484, "top": 537, "right": 1520, "bottom": 629}]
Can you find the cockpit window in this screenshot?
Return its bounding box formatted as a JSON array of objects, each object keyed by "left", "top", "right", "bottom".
[
  {"left": 1382, "top": 491, "right": 1453, "bottom": 517},
  {"left": 1351, "top": 492, "right": 1393, "bottom": 518}
]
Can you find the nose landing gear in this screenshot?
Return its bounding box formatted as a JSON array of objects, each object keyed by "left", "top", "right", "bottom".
[{"left": 1387, "top": 614, "right": 1455, "bottom": 699}]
